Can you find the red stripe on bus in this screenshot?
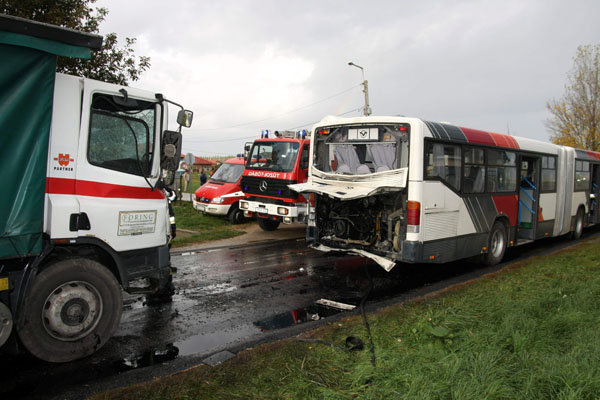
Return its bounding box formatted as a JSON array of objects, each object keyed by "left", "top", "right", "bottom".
[
  {"left": 489, "top": 132, "right": 519, "bottom": 149},
  {"left": 460, "top": 127, "right": 496, "bottom": 146},
  {"left": 585, "top": 150, "right": 600, "bottom": 160},
  {"left": 46, "top": 177, "right": 165, "bottom": 199},
  {"left": 492, "top": 194, "right": 518, "bottom": 226}
]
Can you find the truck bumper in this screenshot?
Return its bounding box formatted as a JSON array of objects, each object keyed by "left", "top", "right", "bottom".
[
  {"left": 192, "top": 199, "right": 231, "bottom": 216},
  {"left": 240, "top": 199, "right": 306, "bottom": 223}
]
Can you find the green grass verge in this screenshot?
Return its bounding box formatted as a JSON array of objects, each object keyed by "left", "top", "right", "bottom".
[
  {"left": 93, "top": 238, "right": 600, "bottom": 399},
  {"left": 170, "top": 201, "right": 252, "bottom": 247}
]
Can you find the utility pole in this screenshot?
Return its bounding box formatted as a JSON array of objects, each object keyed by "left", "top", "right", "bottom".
[{"left": 348, "top": 61, "right": 371, "bottom": 116}]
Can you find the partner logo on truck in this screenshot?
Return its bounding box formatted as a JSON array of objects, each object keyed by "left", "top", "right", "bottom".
[
  {"left": 53, "top": 153, "right": 74, "bottom": 171},
  {"left": 247, "top": 170, "right": 280, "bottom": 178}
]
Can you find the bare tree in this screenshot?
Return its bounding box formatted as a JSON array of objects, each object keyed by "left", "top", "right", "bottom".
[{"left": 546, "top": 44, "right": 600, "bottom": 150}]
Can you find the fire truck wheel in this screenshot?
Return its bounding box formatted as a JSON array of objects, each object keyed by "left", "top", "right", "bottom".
[
  {"left": 17, "top": 258, "right": 122, "bottom": 363},
  {"left": 482, "top": 220, "right": 507, "bottom": 266},
  {"left": 228, "top": 204, "right": 245, "bottom": 224},
  {"left": 258, "top": 218, "right": 280, "bottom": 231}
]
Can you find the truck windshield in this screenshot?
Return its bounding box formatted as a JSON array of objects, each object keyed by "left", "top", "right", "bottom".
[
  {"left": 313, "top": 124, "right": 410, "bottom": 174},
  {"left": 210, "top": 163, "right": 244, "bottom": 183},
  {"left": 88, "top": 93, "right": 157, "bottom": 177},
  {"left": 246, "top": 141, "right": 299, "bottom": 173}
]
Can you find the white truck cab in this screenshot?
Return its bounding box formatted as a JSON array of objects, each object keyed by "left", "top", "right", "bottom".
[{"left": 0, "top": 14, "right": 192, "bottom": 362}]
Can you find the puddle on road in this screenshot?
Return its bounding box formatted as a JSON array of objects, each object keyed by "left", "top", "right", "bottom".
[{"left": 174, "top": 324, "right": 259, "bottom": 357}]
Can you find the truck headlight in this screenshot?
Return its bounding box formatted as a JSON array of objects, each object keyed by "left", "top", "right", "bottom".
[
  {"left": 212, "top": 197, "right": 225, "bottom": 204},
  {"left": 240, "top": 201, "right": 249, "bottom": 210},
  {"left": 277, "top": 207, "right": 289, "bottom": 215}
]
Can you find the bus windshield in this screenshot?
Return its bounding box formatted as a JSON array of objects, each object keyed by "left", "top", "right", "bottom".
[
  {"left": 246, "top": 141, "right": 300, "bottom": 172},
  {"left": 313, "top": 124, "right": 410, "bottom": 175},
  {"left": 210, "top": 162, "right": 244, "bottom": 183}
]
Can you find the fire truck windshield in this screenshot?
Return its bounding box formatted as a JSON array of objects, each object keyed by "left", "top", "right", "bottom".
[{"left": 246, "top": 141, "right": 299, "bottom": 173}]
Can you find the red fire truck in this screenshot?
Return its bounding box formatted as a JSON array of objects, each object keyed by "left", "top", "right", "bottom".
[{"left": 239, "top": 130, "right": 310, "bottom": 231}]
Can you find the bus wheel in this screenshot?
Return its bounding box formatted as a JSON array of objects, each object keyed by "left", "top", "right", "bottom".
[
  {"left": 571, "top": 208, "right": 584, "bottom": 240},
  {"left": 17, "top": 258, "right": 122, "bottom": 363},
  {"left": 482, "top": 221, "right": 507, "bottom": 266},
  {"left": 228, "top": 204, "right": 245, "bottom": 225},
  {"left": 258, "top": 218, "right": 280, "bottom": 231}
]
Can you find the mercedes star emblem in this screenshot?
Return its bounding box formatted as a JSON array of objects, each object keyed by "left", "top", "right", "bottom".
[{"left": 259, "top": 180, "right": 268, "bottom": 192}]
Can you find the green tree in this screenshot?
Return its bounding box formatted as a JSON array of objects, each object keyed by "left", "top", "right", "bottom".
[
  {"left": 546, "top": 44, "right": 600, "bottom": 150},
  {"left": 1, "top": 0, "right": 150, "bottom": 85}
]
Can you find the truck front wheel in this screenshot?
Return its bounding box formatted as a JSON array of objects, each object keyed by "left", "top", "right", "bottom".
[
  {"left": 258, "top": 218, "right": 280, "bottom": 231},
  {"left": 17, "top": 258, "right": 122, "bottom": 363}
]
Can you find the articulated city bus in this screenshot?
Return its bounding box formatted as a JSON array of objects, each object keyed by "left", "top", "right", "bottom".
[{"left": 290, "top": 116, "right": 600, "bottom": 271}]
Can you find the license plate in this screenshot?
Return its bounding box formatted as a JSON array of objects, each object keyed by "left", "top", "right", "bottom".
[
  {"left": 197, "top": 204, "right": 206, "bottom": 212},
  {"left": 257, "top": 207, "right": 268, "bottom": 214}
]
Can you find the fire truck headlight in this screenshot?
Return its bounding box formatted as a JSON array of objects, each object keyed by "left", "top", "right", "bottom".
[
  {"left": 240, "top": 201, "right": 249, "bottom": 210},
  {"left": 212, "top": 197, "right": 225, "bottom": 204},
  {"left": 277, "top": 207, "right": 289, "bottom": 215}
]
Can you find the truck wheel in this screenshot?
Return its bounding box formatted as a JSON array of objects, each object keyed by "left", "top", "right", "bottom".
[
  {"left": 258, "top": 218, "right": 280, "bottom": 231},
  {"left": 571, "top": 208, "right": 584, "bottom": 240},
  {"left": 228, "top": 204, "right": 245, "bottom": 224},
  {"left": 17, "top": 258, "right": 122, "bottom": 363},
  {"left": 482, "top": 221, "right": 507, "bottom": 266}
]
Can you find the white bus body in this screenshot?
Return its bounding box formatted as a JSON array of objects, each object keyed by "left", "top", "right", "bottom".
[{"left": 291, "top": 116, "right": 600, "bottom": 271}]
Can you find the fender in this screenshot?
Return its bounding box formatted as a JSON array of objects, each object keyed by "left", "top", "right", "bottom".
[{"left": 11, "top": 241, "right": 54, "bottom": 330}]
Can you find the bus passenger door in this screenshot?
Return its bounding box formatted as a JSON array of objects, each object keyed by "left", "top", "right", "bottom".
[
  {"left": 590, "top": 163, "right": 600, "bottom": 225},
  {"left": 518, "top": 155, "right": 540, "bottom": 241}
]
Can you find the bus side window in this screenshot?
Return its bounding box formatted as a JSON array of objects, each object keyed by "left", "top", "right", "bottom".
[
  {"left": 463, "top": 147, "right": 485, "bottom": 194},
  {"left": 426, "top": 142, "right": 461, "bottom": 191},
  {"left": 487, "top": 150, "right": 517, "bottom": 192}
]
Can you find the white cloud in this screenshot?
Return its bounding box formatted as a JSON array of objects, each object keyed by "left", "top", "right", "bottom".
[{"left": 96, "top": 0, "right": 600, "bottom": 155}]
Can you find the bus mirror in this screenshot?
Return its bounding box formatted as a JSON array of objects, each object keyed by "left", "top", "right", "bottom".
[
  {"left": 161, "top": 130, "right": 182, "bottom": 172},
  {"left": 177, "top": 110, "right": 193, "bottom": 128}
]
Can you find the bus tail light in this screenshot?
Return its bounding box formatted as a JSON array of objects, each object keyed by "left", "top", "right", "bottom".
[{"left": 407, "top": 201, "right": 421, "bottom": 233}]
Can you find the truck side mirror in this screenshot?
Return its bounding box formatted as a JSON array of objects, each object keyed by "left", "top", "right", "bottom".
[
  {"left": 177, "top": 110, "right": 193, "bottom": 128},
  {"left": 161, "top": 130, "right": 182, "bottom": 172}
]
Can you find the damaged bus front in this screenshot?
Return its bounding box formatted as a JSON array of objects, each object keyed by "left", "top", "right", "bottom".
[{"left": 290, "top": 116, "right": 414, "bottom": 271}]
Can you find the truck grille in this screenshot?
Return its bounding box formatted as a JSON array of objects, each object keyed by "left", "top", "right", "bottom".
[{"left": 241, "top": 177, "right": 298, "bottom": 199}]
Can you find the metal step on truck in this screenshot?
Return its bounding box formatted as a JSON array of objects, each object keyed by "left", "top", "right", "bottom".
[
  {"left": 0, "top": 14, "right": 193, "bottom": 362},
  {"left": 239, "top": 130, "right": 311, "bottom": 231}
]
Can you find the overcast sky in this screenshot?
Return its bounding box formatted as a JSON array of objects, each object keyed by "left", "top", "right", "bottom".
[{"left": 97, "top": 0, "right": 600, "bottom": 157}]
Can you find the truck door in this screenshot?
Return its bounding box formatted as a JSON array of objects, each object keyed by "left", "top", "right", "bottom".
[
  {"left": 76, "top": 80, "right": 167, "bottom": 252},
  {"left": 299, "top": 143, "right": 310, "bottom": 183}
]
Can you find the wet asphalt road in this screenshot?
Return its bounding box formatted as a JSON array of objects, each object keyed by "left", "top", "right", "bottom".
[{"left": 2, "top": 227, "right": 599, "bottom": 399}]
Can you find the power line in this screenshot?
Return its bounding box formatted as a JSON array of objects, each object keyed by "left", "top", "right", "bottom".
[
  {"left": 187, "top": 107, "right": 362, "bottom": 145},
  {"left": 284, "top": 107, "right": 363, "bottom": 130},
  {"left": 195, "top": 84, "right": 361, "bottom": 131},
  {"left": 201, "top": 135, "right": 257, "bottom": 143}
]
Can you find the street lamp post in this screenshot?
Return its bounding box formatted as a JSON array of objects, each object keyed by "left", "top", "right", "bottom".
[{"left": 348, "top": 61, "right": 371, "bottom": 116}]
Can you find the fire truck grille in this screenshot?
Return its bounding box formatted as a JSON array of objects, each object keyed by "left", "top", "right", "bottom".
[{"left": 241, "top": 177, "right": 298, "bottom": 199}]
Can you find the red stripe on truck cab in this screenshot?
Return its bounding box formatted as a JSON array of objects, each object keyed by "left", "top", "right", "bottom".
[{"left": 46, "top": 177, "right": 165, "bottom": 199}]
